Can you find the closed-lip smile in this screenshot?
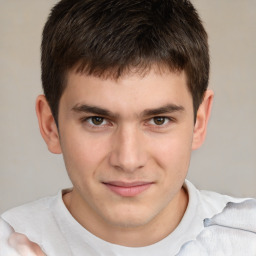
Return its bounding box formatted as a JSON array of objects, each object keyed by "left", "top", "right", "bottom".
[{"left": 102, "top": 181, "right": 154, "bottom": 197}]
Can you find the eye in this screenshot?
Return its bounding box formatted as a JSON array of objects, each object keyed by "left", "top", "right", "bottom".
[
  {"left": 87, "top": 116, "right": 107, "bottom": 126},
  {"left": 149, "top": 117, "right": 170, "bottom": 126}
]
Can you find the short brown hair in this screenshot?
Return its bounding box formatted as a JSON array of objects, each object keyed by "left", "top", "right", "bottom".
[{"left": 41, "top": 0, "right": 209, "bottom": 123}]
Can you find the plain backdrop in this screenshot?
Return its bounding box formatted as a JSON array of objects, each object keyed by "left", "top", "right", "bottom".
[{"left": 0, "top": 0, "right": 255, "bottom": 213}]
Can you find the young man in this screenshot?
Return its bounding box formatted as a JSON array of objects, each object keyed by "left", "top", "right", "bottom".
[{"left": 1, "top": 0, "right": 255, "bottom": 255}]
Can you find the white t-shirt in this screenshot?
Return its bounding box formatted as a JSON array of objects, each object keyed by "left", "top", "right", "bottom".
[{"left": 1, "top": 180, "right": 256, "bottom": 255}]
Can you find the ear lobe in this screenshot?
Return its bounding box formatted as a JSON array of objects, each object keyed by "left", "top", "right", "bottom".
[
  {"left": 192, "top": 90, "right": 214, "bottom": 150},
  {"left": 35, "top": 95, "right": 62, "bottom": 154}
]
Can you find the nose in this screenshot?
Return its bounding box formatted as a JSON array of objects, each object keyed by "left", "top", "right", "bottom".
[{"left": 109, "top": 125, "right": 147, "bottom": 172}]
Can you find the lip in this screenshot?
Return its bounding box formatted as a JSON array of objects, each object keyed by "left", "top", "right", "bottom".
[{"left": 103, "top": 181, "right": 153, "bottom": 197}]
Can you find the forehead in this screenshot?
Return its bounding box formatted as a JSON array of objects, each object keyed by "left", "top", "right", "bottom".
[{"left": 61, "top": 68, "right": 192, "bottom": 114}]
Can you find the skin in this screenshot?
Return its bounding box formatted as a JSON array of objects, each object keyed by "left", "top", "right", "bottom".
[
  {"left": 32, "top": 68, "right": 213, "bottom": 248},
  {"left": 8, "top": 232, "right": 46, "bottom": 256}
]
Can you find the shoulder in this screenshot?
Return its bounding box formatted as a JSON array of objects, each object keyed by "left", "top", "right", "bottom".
[
  {"left": 2, "top": 196, "right": 54, "bottom": 215},
  {"left": 1, "top": 195, "right": 55, "bottom": 223},
  {"left": 1, "top": 194, "right": 59, "bottom": 242},
  {"left": 185, "top": 180, "right": 246, "bottom": 217},
  {"left": 199, "top": 188, "right": 247, "bottom": 215},
  {"left": 204, "top": 198, "right": 256, "bottom": 233},
  {"left": 178, "top": 183, "right": 256, "bottom": 255},
  {"left": 179, "top": 199, "right": 256, "bottom": 255}
]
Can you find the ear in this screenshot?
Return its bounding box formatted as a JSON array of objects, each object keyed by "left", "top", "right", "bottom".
[
  {"left": 35, "top": 95, "right": 62, "bottom": 154},
  {"left": 192, "top": 90, "right": 214, "bottom": 150}
]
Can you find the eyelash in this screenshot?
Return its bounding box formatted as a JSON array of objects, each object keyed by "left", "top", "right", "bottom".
[
  {"left": 81, "top": 116, "right": 112, "bottom": 128},
  {"left": 147, "top": 117, "right": 173, "bottom": 126},
  {"left": 80, "top": 116, "right": 175, "bottom": 129}
]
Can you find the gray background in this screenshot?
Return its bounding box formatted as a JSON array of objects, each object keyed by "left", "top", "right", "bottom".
[{"left": 1, "top": 0, "right": 255, "bottom": 213}]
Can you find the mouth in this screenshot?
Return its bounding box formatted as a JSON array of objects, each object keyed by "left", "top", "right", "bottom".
[{"left": 102, "top": 181, "right": 154, "bottom": 197}]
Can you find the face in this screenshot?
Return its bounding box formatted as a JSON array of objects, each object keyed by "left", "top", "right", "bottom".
[{"left": 55, "top": 69, "right": 196, "bottom": 229}]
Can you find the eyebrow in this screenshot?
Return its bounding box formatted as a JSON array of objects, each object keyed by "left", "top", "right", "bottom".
[
  {"left": 72, "top": 104, "right": 116, "bottom": 118},
  {"left": 142, "top": 104, "right": 184, "bottom": 116},
  {"left": 71, "top": 103, "right": 184, "bottom": 118}
]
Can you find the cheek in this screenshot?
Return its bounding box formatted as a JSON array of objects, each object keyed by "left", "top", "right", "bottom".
[
  {"left": 152, "top": 130, "right": 193, "bottom": 175},
  {"left": 60, "top": 129, "right": 109, "bottom": 182}
]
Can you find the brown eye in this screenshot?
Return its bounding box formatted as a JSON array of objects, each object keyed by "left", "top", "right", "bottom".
[
  {"left": 153, "top": 117, "right": 166, "bottom": 125},
  {"left": 91, "top": 116, "right": 104, "bottom": 125}
]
